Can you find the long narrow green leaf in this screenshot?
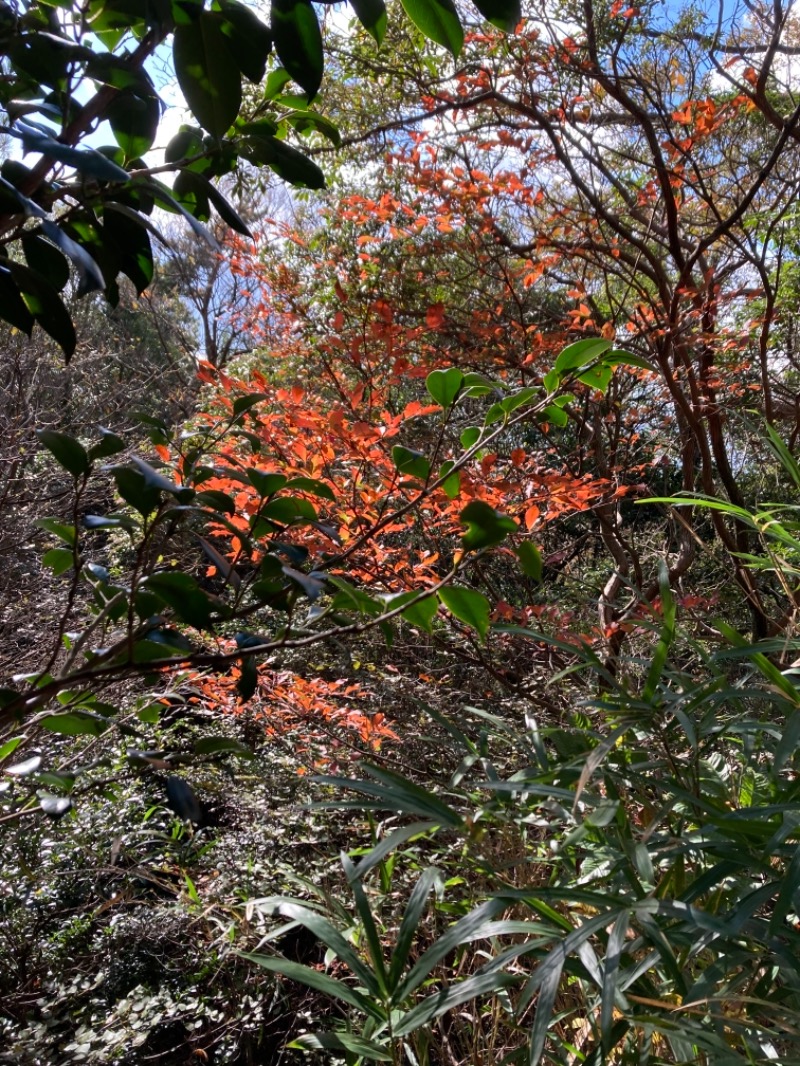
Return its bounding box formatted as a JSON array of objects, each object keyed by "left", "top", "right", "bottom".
[
  {"left": 388, "top": 867, "right": 438, "bottom": 992},
  {"left": 290, "top": 1031, "right": 392, "bottom": 1061},
  {"left": 311, "top": 774, "right": 463, "bottom": 825},
  {"left": 270, "top": 902, "right": 381, "bottom": 995},
  {"left": 643, "top": 561, "right": 676, "bottom": 702},
  {"left": 238, "top": 953, "right": 386, "bottom": 1021},
  {"left": 601, "top": 911, "right": 630, "bottom": 1054},
  {"left": 393, "top": 969, "right": 518, "bottom": 1037},
  {"left": 340, "top": 854, "right": 389, "bottom": 997},
  {"left": 350, "top": 821, "right": 439, "bottom": 881},
  {"left": 393, "top": 898, "right": 508, "bottom": 1003},
  {"left": 529, "top": 944, "right": 566, "bottom": 1066}
]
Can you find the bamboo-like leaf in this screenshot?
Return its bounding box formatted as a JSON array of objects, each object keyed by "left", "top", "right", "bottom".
[
  {"left": 270, "top": 901, "right": 382, "bottom": 995},
  {"left": 394, "top": 969, "right": 518, "bottom": 1037},
  {"left": 388, "top": 868, "right": 438, "bottom": 991},
  {"left": 238, "top": 953, "right": 386, "bottom": 1020},
  {"left": 340, "top": 854, "right": 389, "bottom": 996},
  {"left": 393, "top": 898, "right": 508, "bottom": 1002}
]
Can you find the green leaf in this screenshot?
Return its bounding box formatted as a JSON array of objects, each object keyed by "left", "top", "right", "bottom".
[
  {"left": 263, "top": 66, "right": 292, "bottom": 99},
  {"left": 36, "top": 518, "right": 77, "bottom": 546},
  {"left": 399, "top": 0, "right": 463, "bottom": 55},
  {"left": 242, "top": 133, "right": 325, "bottom": 188},
  {"left": 517, "top": 541, "right": 542, "bottom": 581},
  {"left": 607, "top": 349, "right": 657, "bottom": 373},
  {"left": 11, "top": 261, "right": 76, "bottom": 358},
  {"left": 459, "top": 500, "right": 517, "bottom": 550},
  {"left": 88, "top": 428, "right": 126, "bottom": 461},
  {"left": 238, "top": 655, "right": 259, "bottom": 702},
  {"left": 106, "top": 88, "right": 160, "bottom": 159},
  {"left": 388, "top": 868, "right": 438, "bottom": 989},
  {"left": 385, "top": 591, "right": 439, "bottom": 633},
  {"left": 290, "top": 1032, "right": 391, "bottom": 1061},
  {"left": 43, "top": 548, "right": 75, "bottom": 575},
  {"left": 460, "top": 426, "right": 481, "bottom": 449},
  {"left": 554, "top": 338, "right": 612, "bottom": 374},
  {"left": 39, "top": 794, "right": 72, "bottom": 818},
  {"left": 22, "top": 233, "right": 70, "bottom": 292},
  {"left": 41, "top": 712, "right": 108, "bottom": 736},
  {"left": 270, "top": 0, "right": 323, "bottom": 101},
  {"left": 642, "top": 561, "right": 676, "bottom": 701},
  {"left": 285, "top": 476, "right": 335, "bottom": 501},
  {"left": 213, "top": 0, "right": 273, "bottom": 83},
  {"left": 247, "top": 470, "right": 288, "bottom": 497},
  {"left": 392, "top": 445, "right": 430, "bottom": 481},
  {"left": 577, "top": 363, "right": 613, "bottom": 393},
  {"left": 350, "top": 0, "right": 387, "bottom": 44},
  {"left": 174, "top": 11, "right": 242, "bottom": 138},
  {"left": 144, "top": 571, "right": 216, "bottom": 629},
  {"left": 5, "top": 754, "right": 42, "bottom": 776},
  {"left": 539, "top": 404, "right": 569, "bottom": 428},
  {"left": 471, "top": 0, "right": 520, "bottom": 31},
  {"left": 0, "top": 737, "right": 24, "bottom": 763},
  {"left": 103, "top": 206, "right": 155, "bottom": 293},
  {"left": 13, "top": 121, "right": 130, "bottom": 182},
  {"left": 166, "top": 775, "right": 203, "bottom": 823},
  {"left": 112, "top": 467, "right": 160, "bottom": 516},
  {"left": 394, "top": 969, "right": 518, "bottom": 1036},
  {"left": 438, "top": 460, "right": 461, "bottom": 499},
  {"left": 240, "top": 953, "right": 386, "bottom": 1020},
  {"left": 0, "top": 265, "right": 35, "bottom": 334},
  {"left": 426, "top": 367, "right": 464, "bottom": 407},
  {"left": 438, "top": 586, "right": 491, "bottom": 640}
]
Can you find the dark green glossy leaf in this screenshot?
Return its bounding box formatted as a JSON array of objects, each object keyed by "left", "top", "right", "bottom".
[
  {"left": 13, "top": 120, "right": 130, "bottom": 182},
  {"left": 426, "top": 367, "right": 463, "bottom": 407},
  {"left": 460, "top": 500, "right": 517, "bottom": 550},
  {"left": 106, "top": 88, "right": 160, "bottom": 158},
  {"left": 42, "top": 218, "right": 105, "bottom": 295},
  {"left": 89, "top": 428, "right": 126, "bottom": 461},
  {"left": 36, "top": 430, "right": 90, "bottom": 478},
  {"left": 213, "top": 0, "right": 272, "bottom": 82},
  {"left": 0, "top": 265, "right": 35, "bottom": 334},
  {"left": 174, "top": 10, "right": 242, "bottom": 138},
  {"left": 5, "top": 754, "right": 42, "bottom": 776},
  {"left": 350, "top": 0, "right": 387, "bottom": 44},
  {"left": 103, "top": 206, "right": 154, "bottom": 293},
  {"left": 145, "top": 571, "right": 216, "bottom": 629},
  {"left": 39, "top": 794, "right": 73, "bottom": 818},
  {"left": 554, "top": 337, "right": 612, "bottom": 374},
  {"left": 10, "top": 261, "right": 76, "bottom": 357},
  {"left": 237, "top": 655, "right": 259, "bottom": 701},
  {"left": 392, "top": 445, "right": 430, "bottom": 481},
  {"left": 270, "top": 0, "right": 323, "bottom": 101},
  {"left": 112, "top": 467, "right": 160, "bottom": 516},
  {"left": 22, "top": 233, "right": 70, "bottom": 292},
  {"left": 399, "top": 0, "right": 463, "bottom": 55},
  {"left": 471, "top": 0, "right": 520, "bottom": 30},
  {"left": 242, "top": 132, "right": 325, "bottom": 188},
  {"left": 438, "top": 586, "right": 491, "bottom": 640}
]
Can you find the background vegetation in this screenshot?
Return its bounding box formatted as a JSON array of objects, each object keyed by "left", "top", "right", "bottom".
[{"left": 5, "top": 0, "right": 800, "bottom": 1063}]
